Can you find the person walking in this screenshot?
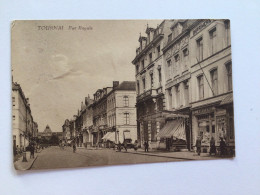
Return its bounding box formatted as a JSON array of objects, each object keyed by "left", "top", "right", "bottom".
[
  {"left": 73, "top": 141, "right": 76, "bottom": 153},
  {"left": 134, "top": 140, "right": 138, "bottom": 151},
  {"left": 118, "top": 142, "right": 121, "bottom": 152},
  {"left": 144, "top": 141, "right": 149, "bottom": 152},
  {"left": 30, "top": 144, "right": 35, "bottom": 159},
  {"left": 124, "top": 141, "right": 128, "bottom": 152},
  {"left": 195, "top": 136, "right": 201, "bottom": 156},
  {"left": 209, "top": 137, "right": 216, "bottom": 155},
  {"left": 219, "top": 137, "right": 226, "bottom": 156}
]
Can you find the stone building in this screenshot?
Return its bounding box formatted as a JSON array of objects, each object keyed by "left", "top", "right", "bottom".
[
  {"left": 92, "top": 87, "right": 113, "bottom": 145},
  {"left": 132, "top": 19, "right": 234, "bottom": 154},
  {"left": 82, "top": 96, "right": 94, "bottom": 147},
  {"left": 104, "top": 81, "right": 137, "bottom": 145},
  {"left": 188, "top": 19, "right": 234, "bottom": 153},
  {"left": 12, "top": 82, "right": 37, "bottom": 150},
  {"left": 132, "top": 20, "right": 174, "bottom": 149},
  {"left": 62, "top": 119, "right": 71, "bottom": 141}
]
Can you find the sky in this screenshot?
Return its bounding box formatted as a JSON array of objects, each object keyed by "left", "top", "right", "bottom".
[{"left": 12, "top": 20, "right": 161, "bottom": 132}]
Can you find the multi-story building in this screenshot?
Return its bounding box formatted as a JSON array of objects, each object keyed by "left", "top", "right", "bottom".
[
  {"left": 104, "top": 81, "right": 137, "bottom": 145},
  {"left": 133, "top": 19, "right": 234, "bottom": 154},
  {"left": 189, "top": 19, "right": 234, "bottom": 153},
  {"left": 12, "top": 82, "right": 37, "bottom": 150},
  {"left": 62, "top": 119, "right": 71, "bottom": 141},
  {"left": 132, "top": 20, "right": 174, "bottom": 149},
  {"left": 92, "top": 87, "right": 113, "bottom": 145},
  {"left": 82, "top": 96, "right": 94, "bottom": 147}
]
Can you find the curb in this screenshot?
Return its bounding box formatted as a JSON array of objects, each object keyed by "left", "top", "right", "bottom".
[
  {"left": 120, "top": 151, "right": 196, "bottom": 161},
  {"left": 27, "top": 155, "right": 38, "bottom": 170}
]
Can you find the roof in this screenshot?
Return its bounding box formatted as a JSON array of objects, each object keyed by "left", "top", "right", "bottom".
[{"left": 114, "top": 81, "right": 136, "bottom": 91}]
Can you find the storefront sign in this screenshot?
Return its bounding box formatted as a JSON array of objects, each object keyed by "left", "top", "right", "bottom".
[{"left": 193, "top": 107, "right": 214, "bottom": 115}]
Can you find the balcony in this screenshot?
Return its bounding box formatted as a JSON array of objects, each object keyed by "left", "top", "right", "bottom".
[{"left": 137, "top": 87, "right": 163, "bottom": 102}]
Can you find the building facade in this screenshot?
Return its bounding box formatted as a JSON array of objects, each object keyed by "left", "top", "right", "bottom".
[
  {"left": 105, "top": 81, "right": 137, "bottom": 145},
  {"left": 132, "top": 20, "right": 174, "bottom": 149},
  {"left": 12, "top": 82, "right": 38, "bottom": 150},
  {"left": 133, "top": 19, "right": 234, "bottom": 154}
]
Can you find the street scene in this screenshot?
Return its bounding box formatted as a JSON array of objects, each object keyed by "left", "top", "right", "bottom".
[{"left": 12, "top": 19, "right": 235, "bottom": 171}]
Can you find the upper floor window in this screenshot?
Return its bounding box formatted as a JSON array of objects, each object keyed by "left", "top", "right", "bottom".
[
  {"left": 197, "top": 75, "right": 204, "bottom": 100},
  {"left": 224, "top": 20, "right": 231, "bottom": 46},
  {"left": 150, "top": 73, "right": 154, "bottom": 88},
  {"left": 196, "top": 37, "right": 203, "bottom": 61},
  {"left": 183, "top": 48, "right": 189, "bottom": 70},
  {"left": 209, "top": 28, "right": 217, "bottom": 55},
  {"left": 168, "top": 88, "right": 172, "bottom": 109},
  {"left": 175, "top": 85, "right": 180, "bottom": 108},
  {"left": 136, "top": 64, "right": 139, "bottom": 74},
  {"left": 142, "top": 78, "right": 146, "bottom": 92},
  {"left": 123, "top": 96, "right": 129, "bottom": 107},
  {"left": 141, "top": 59, "right": 145, "bottom": 69},
  {"left": 137, "top": 81, "right": 140, "bottom": 95},
  {"left": 149, "top": 53, "right": 153, "bottom": 63},
  {"left": 226, "top": 62, "right": 232, "bottom": 91},
  {"left": 210, "top": 68, "right": 218, "bottom": 96},
  {"left": 12, "top": 97, "right": 15, "bottom": 106},
  {"left": 124, "top": 112, "right": 130, "bottom": 125},
  {"left": 158, "top": 68, "right": 162, "bottom": 83},
  {"left": 168, "top": 33, "right": 172, "bottom": 43},
  {"left": 157, "top": 45, "right": 161, "bottom": 58},
  {"left": 167, "top": 59, "right": 172, "bottom": 79}
]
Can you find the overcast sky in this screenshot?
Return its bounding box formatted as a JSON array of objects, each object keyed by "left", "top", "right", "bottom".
[{"left": 12, "top": 20, "right": 161, "bottom": 132}]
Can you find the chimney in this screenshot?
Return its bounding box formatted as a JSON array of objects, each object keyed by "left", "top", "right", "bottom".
[{"left": 113, "top": 81, "right": 119, "bottom": 89}]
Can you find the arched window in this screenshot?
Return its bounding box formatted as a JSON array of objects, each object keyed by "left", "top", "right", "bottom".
[{"left": 123, "top": 96, "right": 129, "bottom": 107}]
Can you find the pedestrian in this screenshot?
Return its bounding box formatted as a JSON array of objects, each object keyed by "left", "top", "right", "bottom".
[
  {"left": 30, "top": 144, "right": 35, "bottom": 159},
  {"left": 144, "top": 141, "right": 149, "bottom": 152},
  {"left": 124, "top": 141, "right": 127, "bottom": 152},
  {"left": 73, "top": 142, "right": 76, "bottom": 153},
  {"left": 219, "top": 137, "right": 226, "bottom": 156},
  {"left": 134, "top": 140, "right": 138, "bottom": 151},
  {"left": 209, "top": 137, "right": 216, "bottom": 155},
  {"left": 195, "top": 136, "right": 201, "bottom": 156},
  {"left": 118, "top": 141, "right": 121, "bottom": 152}
]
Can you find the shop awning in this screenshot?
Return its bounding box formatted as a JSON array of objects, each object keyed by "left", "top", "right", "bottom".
[
  {"left": 123, "top": 131, "right": 131, "bottom": 139},
  {"left": 102, "top": 132, "right": 111, "bottom": 140},
  {"left": 157, "top": 119, "right": 186, "bottom": 140}
]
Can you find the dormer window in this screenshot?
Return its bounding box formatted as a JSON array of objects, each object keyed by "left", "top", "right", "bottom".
[{"left": 174, "top": 54, "right": 180, "bottom": 62}]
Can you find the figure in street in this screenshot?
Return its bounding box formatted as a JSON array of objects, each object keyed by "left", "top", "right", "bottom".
[
  {"left": 144, "top": 141, "right": 149, "bottom": 152},
  {"left": 118, "top": 141, "right": 121, "bottom": 152},
  {"left": 134, "top": 140, "right": 138, "bottom": 151},
  {"left": 73, "top": 141, "right": 76, "bottom": 153},
  {"left": 195, "top": 136, "right": 201, "bottom": 156},
  {"left": 219, "top": 137, "right": 226, "bottom": 156},
  {"left": 209, "top": 137, "right": 216, "bottom": 155},
  {"left": 124, "top": 141, "right": 128, "bottom": 152}
]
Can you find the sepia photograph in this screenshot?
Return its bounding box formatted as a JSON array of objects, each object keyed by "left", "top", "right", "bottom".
[{"left": 12, "top": 19, "right": 235, "bottom": 171}]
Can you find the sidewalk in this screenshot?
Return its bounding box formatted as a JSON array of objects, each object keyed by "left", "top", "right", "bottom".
[
  {"left": 14, "top": 149, "right": 43, "bottom": 171},
  {"left": 118, "top": 148, "right": 233, "bottom": 161}
]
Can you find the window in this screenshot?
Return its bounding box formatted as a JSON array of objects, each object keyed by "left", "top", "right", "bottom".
[
  {"left": 196, "top": 37, "right": 203, "bottom": 61},
  {"left": 183, "top": 48, "right": 189, "bottom": 70},
  {"left": 150, "top": 73, "right": 154, "bottom": 88},
  {"left": 168, "top": 88, "right": 172, "bottom": 109},
  {"left": 142, "top": 78, "right": 146, "bottom": 92},
  {"left": 13, "top": 115, "right": 15, "bottom": 120},
  {"left": 174, "top": 54, "right": 180, "bottom": 74},
  {"left": 12, "top": 97, "right": 15, "bottom": 106},
  {"left": 149, "top": 53, "right": 152, "bottom": 63},
  {"left": 209, "top": 28, "right": 217, "bottom": 55},
  {"left": 136, "top": 65, "right": 139, "bottom": 74},
  {"left": 158, "top": 68, "right": 162, "bottom": 83},
  {"left": 224, "top": 20, "right": 231, "bottom": 46},
  {"left": 124, "top": 112, "right": 130, "bottom": 125},
  {"left": 141, "top": 59, "right": 145, "bottom": 69},
  {"left": 167, "top": 60, "right": 172, "bottom": 79},
  {"left": 157, "top": 45, "right": 160, "bottom": 58},
  {"left": 168, "top": 33, "right": 172, "bottom": 43},
  {"left": 123, "top": 96, "right": 129, "bottom": 107},
  {"left": 137, "top": 81, "right": 140, "bottom": 95},
  {"left": 184, "top": 81, "right": 189, "bottom": 106},
  {"left": 175, "top": 85, "right": 180, "bottom": 108},
  {"left": 226, "top": 62, "right": 232, "bottom": 91},
  {"left": 197, "top": 75, "right": 204, "bottom": 100},
  {"left": 210, "top": 69, "right": 218, "bottom": 96}
]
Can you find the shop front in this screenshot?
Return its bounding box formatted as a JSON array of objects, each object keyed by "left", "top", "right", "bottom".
[{"left": 192, "top": 99, "right": 235, "bottom": 155}]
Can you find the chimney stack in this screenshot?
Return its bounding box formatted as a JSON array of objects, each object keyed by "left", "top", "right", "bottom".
[{"left": 113, "top": 81, "right": 119, "bottom": 89}]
